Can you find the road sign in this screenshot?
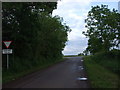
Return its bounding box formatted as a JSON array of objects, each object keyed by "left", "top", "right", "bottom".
[
  {"left": 2, "top": 49, "right": 13, "bottom": 54},
  {"left": 3, "top": 41, "right": 12, "bottom": 48}
]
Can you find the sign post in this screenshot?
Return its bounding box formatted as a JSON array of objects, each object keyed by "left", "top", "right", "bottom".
[
  {"left": 7, "top": 54, "right": 9, "bottom": 69},
  {"left": 2, "top": 49, "right": 12, "bottom": 69},
  {"left": 3, "top": 41, "right": 12, "bottom": 69}
]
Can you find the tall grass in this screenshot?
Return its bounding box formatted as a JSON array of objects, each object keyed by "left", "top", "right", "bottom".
[
  {"left": 83, "top": 50, "right": 120, "bottom": 88},
  {"left": 84, "top": 56, "right": 119, "bottom": 88},
  {"left": 90, "top": 50, "right": 119, "bottom": 75},
  {"left": 2, "top": 56, "right": 64, "bottom": 84}
]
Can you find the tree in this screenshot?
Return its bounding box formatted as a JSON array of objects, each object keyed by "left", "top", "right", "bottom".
[
  {"left": 83, "top": 5, "right": 120, "bottom": 54},
  {"left": 34, "top": 14, "right": 71, "bottom": 62},
  {"left": 2, "top": 2, "right": 57, "bottom": 58},
  {"left": 2, "top": 2, "right": 71, "bottom": 70}
]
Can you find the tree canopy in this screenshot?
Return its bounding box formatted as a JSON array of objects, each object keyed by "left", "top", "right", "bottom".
[
  {"left": 2, "top": 2, "right": 71, "bottom": 70},
  {"left": 83, "top": 5, "right": 120, "bottom": 55}
]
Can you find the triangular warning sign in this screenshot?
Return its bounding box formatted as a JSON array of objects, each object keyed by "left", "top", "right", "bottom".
[{"left": 3, "top": 41, "right": 12, "bottom": 48}]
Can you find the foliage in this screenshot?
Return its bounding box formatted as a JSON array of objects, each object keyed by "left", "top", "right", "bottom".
[
  {"left": 83, "top": 5, "right": 120, "bottom": 54},
  {"left": 2, "top": 2, "right": 71, "bottom": 75},
  {"left": 82, "top": 5, "right": 120, "bottom": 88},
  {"left": 2, "top": 2, "right": 57, "bottom": 58}
]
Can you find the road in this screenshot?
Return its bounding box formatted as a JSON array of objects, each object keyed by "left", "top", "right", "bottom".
[{"left": 3, "top": 56, "right": 90, "bottom": 88}]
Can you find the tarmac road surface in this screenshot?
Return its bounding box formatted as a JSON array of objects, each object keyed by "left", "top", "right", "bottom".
[{"left": 3, "top": 56, "right": 90, "bottom": 88}]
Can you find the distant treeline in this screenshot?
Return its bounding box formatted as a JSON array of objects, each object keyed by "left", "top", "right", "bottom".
[{"left": 2, "top": 2, "right": 71, "bottom": 72}]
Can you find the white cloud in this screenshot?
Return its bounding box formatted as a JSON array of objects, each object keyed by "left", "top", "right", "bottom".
[
  {"left": 68, "top": 29, "right": 85, "bottom": 41},
  {"left": 52, "top": 0, "right": 91, "bottom": 55},
  {"left": 62, "top": 37, "right": 88, "bottom": 55},
  {"left": 52, "top": 0, "right": 118, "bottom": 55}
]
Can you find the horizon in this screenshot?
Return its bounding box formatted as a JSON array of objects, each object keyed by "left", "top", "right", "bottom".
[{"left": 52, "top": 0, "right": 119, "bottom": 55}]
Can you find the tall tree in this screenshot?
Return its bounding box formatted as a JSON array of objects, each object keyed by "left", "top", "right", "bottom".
[
  {"left": 83, "top": 5, "right": 120, "bottom": 54},
  {"left": 2, "top": 2, "right": 57, "bottom": 58},
  {"left": 2, "top": 2, "right": 71, "bottom": 70}
]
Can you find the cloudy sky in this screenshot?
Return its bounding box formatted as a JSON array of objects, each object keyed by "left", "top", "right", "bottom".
[{"left": 52, "top": 0, "right": 119, "bottom": 55}]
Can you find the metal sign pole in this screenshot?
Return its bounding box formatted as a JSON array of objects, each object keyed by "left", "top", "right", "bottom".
[
  {"left": 3, "top": 41, "right": 12, "bottom": 69},
  {"left": 7, "top": 54, "right": 9, "bottom": 69}
]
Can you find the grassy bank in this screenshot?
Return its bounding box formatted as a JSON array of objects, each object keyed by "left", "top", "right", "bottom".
[
  {"left": 3, "top": 58, "right": 65, "bottom": 84},
  {"left": 83, "top": 51, "right": 119, "bottom": 88}
]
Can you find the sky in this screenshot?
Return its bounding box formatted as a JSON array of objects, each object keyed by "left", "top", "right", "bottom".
[{"left": 52, "top": 0, "right": 119, "bottom": 55}]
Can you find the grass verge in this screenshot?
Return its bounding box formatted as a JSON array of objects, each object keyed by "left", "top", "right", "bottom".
[
  {"left": 84, "top": 56, "right": 119, "bottom": 88},
  {"left": 3, "top": 58, "right": 65, "bottom": 84}
]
